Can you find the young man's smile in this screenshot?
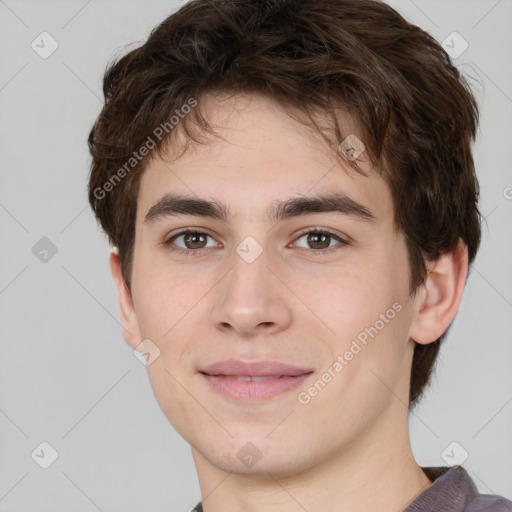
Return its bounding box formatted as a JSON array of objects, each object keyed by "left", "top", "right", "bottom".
[{"left": 198, "top": 359, "right": 314, "bottom": 402}]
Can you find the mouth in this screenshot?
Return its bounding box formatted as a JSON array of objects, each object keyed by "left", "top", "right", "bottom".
[{"left": 199, "top": 360, "right": 314, "bottom": 401}]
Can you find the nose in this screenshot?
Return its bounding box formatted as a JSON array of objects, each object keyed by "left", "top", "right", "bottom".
[{"left": 209, "top": 246, "right": 293, "bottom": 338}]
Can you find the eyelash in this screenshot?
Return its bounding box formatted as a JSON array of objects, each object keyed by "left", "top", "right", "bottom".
[{"left": 163, "top": 227, "right": 349, "bottom": 257}]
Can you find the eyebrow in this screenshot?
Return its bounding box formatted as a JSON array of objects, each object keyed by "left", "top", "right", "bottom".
[{"left": 143, "top": 192, "right": 375, "bottom": 225}]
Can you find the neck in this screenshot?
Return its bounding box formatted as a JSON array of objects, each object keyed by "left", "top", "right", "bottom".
[{"left": 192, "top": 402, "right": 432, "bottom": 512}]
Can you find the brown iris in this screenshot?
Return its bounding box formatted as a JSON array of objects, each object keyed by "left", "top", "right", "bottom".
[
  {"left": 307, "top": 232, "right": 331, "bottom": 250},
  {"left": 184, "top": 232, "right": 208, "bottom": 249}
]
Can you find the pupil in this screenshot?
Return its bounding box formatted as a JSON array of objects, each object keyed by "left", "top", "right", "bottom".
[{"left": 308, "top": 233, "right": 329, "bottom": 249}]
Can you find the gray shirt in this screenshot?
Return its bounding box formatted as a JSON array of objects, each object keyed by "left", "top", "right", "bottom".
[
  {"left": 404, "top": 466, "right": 512, "bottom": 512},
  {"left": 192, "top": 465, "right": 512, "bottom": 511}
]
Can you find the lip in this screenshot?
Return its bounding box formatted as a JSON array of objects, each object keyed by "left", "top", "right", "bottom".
[{"left": 199, "top": 360, "right": 313, "bottom": 402}]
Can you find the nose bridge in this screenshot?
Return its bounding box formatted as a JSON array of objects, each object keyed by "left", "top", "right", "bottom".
[
  {"left": 226, "top": 240, "right": 275, "bottom": 310},
  {"left": 231, "top": 241, "right": 271, "bottom": 297},
  {"left": 209, "top": 239, "right": 292, "bottom": 336}
]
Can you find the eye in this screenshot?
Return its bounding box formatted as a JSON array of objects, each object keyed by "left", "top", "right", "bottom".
[
  {"left": 164, "top": 230, "right": 219, "bottom": 255},
  {"left": 292, "top": 228, "right": 348, "bottom": 254},
  {"left": 163, "top": 227, "right": 348, "bottom": 257}
]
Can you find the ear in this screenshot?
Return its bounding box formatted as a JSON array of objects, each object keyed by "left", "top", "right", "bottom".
[
  {"left": 109, "top": 247, "right": 142, "bottom": 350},
  {"left": 409, "top": 240, "right": 469, "bottom": 345}
]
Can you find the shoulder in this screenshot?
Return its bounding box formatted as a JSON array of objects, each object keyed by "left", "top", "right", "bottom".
[
  {"left": 466, "top": 494, "right": 512, "bottom": 512},
  {"left": 410, "top": 466, "right": 512, "bottom": 512}
]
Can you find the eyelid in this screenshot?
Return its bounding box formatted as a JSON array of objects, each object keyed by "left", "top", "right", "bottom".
[
  {"left": 165, "top": 227, "right": 207, "bottom": 241},
  {"left": 293, "top": 226, "right": 349, "bottom": 243}
]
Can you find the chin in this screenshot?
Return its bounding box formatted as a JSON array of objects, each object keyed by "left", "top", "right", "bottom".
[{"left": 193, "top": 431, "right": 316, "bottom": 478}]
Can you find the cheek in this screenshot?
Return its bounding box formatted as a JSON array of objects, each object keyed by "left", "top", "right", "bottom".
[
  {"left": 145, "top": 355, "right": 198, "bottom": 443},
  {"left": 306, "top": 256, "right": 412, "bottom": 387},
  {"left": 131, "top": 256, "right": 197, "bottom": 337},
  {"left": 306, "top": 264, "right": 398, "bottom": 339},
  {"left": 137, "top": 268, "right": 205, "bottom": 432},
  {"left": 334, "top": 299, "right": 413, "bottom": 414},
  {"left": 304, "top": 304, "right": 413, "bottom": 440}
]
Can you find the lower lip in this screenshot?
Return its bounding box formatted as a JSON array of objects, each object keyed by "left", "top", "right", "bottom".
[{"left": 201, "top": 373, "right": 312, "bottom": 401}]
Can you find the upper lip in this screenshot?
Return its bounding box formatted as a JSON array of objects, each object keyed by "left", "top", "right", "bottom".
[{"left": 200, "top": 360, "right": 313, "bottom": 377}]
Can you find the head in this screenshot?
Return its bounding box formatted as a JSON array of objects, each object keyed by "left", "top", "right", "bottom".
[{"left": 88, "top": 0, "right": 480, "bottom": 477}]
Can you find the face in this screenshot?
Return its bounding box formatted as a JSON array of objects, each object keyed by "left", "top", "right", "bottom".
[{"left": 121, "top": 92, "right": 420, "bottom": 477}]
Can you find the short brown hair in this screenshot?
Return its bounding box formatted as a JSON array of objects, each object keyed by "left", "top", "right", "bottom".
[{"left": 88, "top": 0, "right": 481, "bottom": 409}]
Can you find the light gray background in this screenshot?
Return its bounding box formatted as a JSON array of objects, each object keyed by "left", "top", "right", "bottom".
[{"left": 0, "top": 0, "right": 511, "bottom": 510}]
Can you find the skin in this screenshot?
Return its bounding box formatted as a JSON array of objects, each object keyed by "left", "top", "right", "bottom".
[{"left": 110, "top": 92, "right": 468, "bottom": 512}]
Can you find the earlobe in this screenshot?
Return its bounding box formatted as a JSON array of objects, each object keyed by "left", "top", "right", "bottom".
[
  {"left": 109, "top": 248, "right": 142, "bottom": 349},
  {"left": 409, "top": 241, "right": 469, "bottom": 345}
]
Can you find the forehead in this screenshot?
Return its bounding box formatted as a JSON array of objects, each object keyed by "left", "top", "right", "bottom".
[{"left": 136, "top": 92, "right": 393, "bottom": 224}]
